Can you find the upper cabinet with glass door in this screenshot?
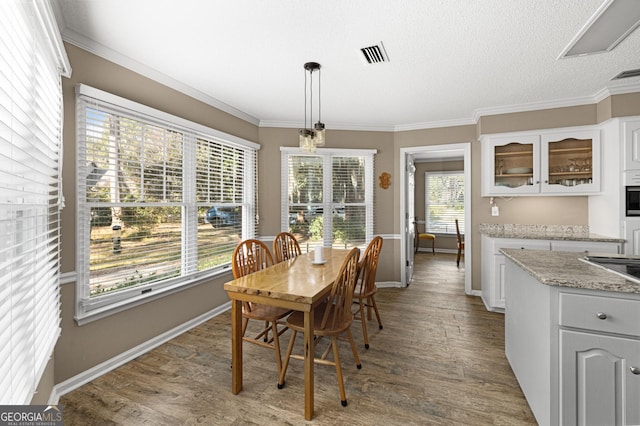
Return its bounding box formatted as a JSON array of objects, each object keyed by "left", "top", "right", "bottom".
[
  {"left": 481, "top": 134, "right": 540, "bottom": 196},
  {"left": 481, "top": 126, "right": 600, "bottom": 197},
  {"left": 541, "top": 129, "right": 600, "bottom": 194}
]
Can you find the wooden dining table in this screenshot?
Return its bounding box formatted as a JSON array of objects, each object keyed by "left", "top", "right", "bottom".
[{"left": 223, "top": 247, "right": 352, "bottom": 420}]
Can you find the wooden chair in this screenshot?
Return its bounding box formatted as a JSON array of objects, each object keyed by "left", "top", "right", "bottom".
[
  {"left": 353, "top": 236, "right": 383, "bottom": 349},
  {"left": 272, "top": 231, "right": 302, "bottom": 263},
  {"left": 232, "top": 239, "right": 291, "bottom": 375},
  {"left": 414, "top": 221, "right": 436, "bottom": 255},
  {"left": 455, "top": 219, "right": 464, "bottom": 267},
  {"left": 277, "top": 247, "right": 362, "bottom": 408}
]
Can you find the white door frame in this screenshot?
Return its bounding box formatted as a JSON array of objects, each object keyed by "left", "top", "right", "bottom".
[{"left": 399, "top": 142, "right": 472, "bottom": 295}]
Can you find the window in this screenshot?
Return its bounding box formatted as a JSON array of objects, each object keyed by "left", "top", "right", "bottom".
[
  {"left": 76, "top": 85, "right": 258, "bottom": 322},
  {"left": 0, "top": 1, "right": 70, "bottom": 404},
  {"left": 281, "top": 148, "right": 375, "bottom": 249},
  {"left": 425, "top": 172, "right": 465, "bottom": 234}
]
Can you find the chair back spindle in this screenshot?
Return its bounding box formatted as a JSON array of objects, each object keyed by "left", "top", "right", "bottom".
[{"left": 273, "top": 232, "right": 302, "bottom": 263}]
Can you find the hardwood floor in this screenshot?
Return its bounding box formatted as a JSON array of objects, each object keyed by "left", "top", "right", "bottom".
[{"left": 60, "top": 253, "right": 536, "bottom": 425}]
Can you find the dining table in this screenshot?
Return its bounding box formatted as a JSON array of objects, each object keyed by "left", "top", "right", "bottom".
[{"left": 223, "top": 247, "right": 352, "bottom": 420}]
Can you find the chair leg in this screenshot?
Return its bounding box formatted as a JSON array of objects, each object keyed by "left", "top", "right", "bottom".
[
  {"left": 456, "top": 247, "right": 461, "bottom": 267},
  {"left": 277, "top": 329, "right": 297, "bottom": 389},
  {"left": 358, "top": 298, "right": 369, "bottom": 349},
  {"left": 330, "top": 337, "right": 348, "bottom": 407},
  {"left": 369, "top": 296, "right": 383, "bottom": 330},
  {"left": 264, "top": 320, "right": 270, "bottom": 342},
  {"left": 431, "top": 238, "right": 435, "bottom": 255},
  {"left": 346, "top": 328, "right": 362, "bottom": 369},
  {"left": 271, "top": 321, "right": 282, "bottom": 374}
]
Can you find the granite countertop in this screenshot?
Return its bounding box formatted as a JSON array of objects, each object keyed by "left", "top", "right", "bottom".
[
  {"left": 479, "top": 223, "right": 624, "bottom": 243},
  {"left": 500, "top": 248, "right": 640, "bottom": 294}
]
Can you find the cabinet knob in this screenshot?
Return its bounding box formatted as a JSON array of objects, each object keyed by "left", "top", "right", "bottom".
[
  {"left": 631, "top": 366, "right": 640, "bottom": 375},
  {"left": 596, "top": 312, "right": 607, "bottom": 320}
]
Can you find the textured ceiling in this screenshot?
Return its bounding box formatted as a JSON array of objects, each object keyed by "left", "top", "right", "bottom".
[{"left": 55, "top": 0, "right": 640, "bottom": 131}]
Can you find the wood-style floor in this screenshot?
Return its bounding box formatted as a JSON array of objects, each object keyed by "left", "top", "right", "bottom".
[{"left": 60, "top": 253, "right": 536, "bottom": 425}]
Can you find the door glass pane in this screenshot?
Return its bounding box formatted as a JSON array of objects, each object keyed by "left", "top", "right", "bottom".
[
  {"left": 494, "top": 142, "right": 534, "bottom": 189},
  {"left": 547, "top": 138, "right": 593, "bottom": 187}
]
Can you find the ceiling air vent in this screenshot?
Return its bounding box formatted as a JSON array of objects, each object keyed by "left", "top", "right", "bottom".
[
  {"left": 360, "top": 42, "right": 389, "bottom": 65},
  {"left": 612, "top": 68, "right": 640, "bottom": 80}
]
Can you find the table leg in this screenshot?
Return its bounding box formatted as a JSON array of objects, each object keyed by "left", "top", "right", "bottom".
[
  {"left": 231, "top": 299, "right": 242, "bottom": 394},
  {"left": 303, "top": 308, "right": 315, "bottom": 420}
]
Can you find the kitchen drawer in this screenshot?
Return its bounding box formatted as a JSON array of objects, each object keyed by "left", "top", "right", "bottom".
[
  {"left": 493, "top": 239, "right": 550, "bottom": 254},
  {"left": 559, "top": 293, "right": 640, "bottom": 337}
]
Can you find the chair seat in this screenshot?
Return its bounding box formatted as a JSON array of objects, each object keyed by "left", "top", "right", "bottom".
[
  {"left": 286, "top": 303, "right": 352, "bottom": 336},
  {"left": 353, "top": 282, "right": 376, "bottom": 299},
  {"left": 244, "top": 304, "right": 291, "bottom": 321},
  {"left": 417, "top": 233, "right": 435, "bottom": 240}
]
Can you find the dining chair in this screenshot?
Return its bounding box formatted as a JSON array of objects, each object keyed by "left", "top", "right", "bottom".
[
  {"left": 272, "top": 231, "right": 302, "bottom": 263},
  {"left": 277, "top": 247, "right": 362, "bottom": 408},
  {"left": 455, "top": 219, "right": 464, "bottom": 267},
  {"left": 232, "top": 239, "right": 291, "bottom": 374},
  {"left": 353, "top": 236, "right": 383, "bottom": 349},
  {"left": 414, "top": 221, "right": 436, "bottom": 255}
]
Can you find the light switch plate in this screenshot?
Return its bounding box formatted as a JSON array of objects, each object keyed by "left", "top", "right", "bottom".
[{"left": 491, "top": 205, "right": 499, "bottom": 216}]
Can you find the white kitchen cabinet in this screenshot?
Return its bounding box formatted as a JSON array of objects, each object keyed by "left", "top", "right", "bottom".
[
  {"left": 482, "top": 235, "right": 621, "bottom": 312},
  {"left": 623, "top": 118, "right": 640, "bottom": 171},
  {"left": 481, "top": 236, "right": 551, "bottom": 312},
  {"left": 559, "top": 292, "right": 640, "bottom": 426},
  {"left": 560, "top": 330, "right": 640, "bottom": 426},
  {"left": 481, "top": 127, "right": 600, "bottom": 196},
  {"left": 504, "top": 257, "right": 640, "bottom": 426},
  {"left": 624, "top": 218, "right": 640, "bottom": 255}
]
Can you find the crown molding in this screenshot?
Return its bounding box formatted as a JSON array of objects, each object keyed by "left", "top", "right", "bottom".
[
  {"left": 394, "top": 117, "right": 476, "bottom": 132},
  {"left": 259, "top": 120, "right": 396, "bottom": 132},
  {"left": 60, "top": 28, "right": 260, "bottom": 126},
  {"left": 59, "top": 24, "right": 640, "bottom": 133},
  {"left": 472, "top": 82, "right": 640, "bottom": 123}
]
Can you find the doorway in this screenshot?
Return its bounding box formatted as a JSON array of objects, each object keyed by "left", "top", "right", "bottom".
[{"left": 400, "top": 143, "right": 472, "bottom": 295}]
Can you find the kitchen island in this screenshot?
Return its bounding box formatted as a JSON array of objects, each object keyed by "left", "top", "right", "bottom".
[{"left": 501, "top": 249, "right": 640, "bottom": 426}]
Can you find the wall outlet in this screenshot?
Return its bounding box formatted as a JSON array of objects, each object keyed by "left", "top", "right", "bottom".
[{"left": 491, "top": 205, "right": 499, "bottom": 216}]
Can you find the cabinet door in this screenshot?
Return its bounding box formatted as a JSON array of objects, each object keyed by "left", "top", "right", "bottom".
[
  {"left": 482, "top": 134, "right": 540, "bottom": 196},
  {"left": 623, "top": 118, "right": 640, "bottom": 171},
  {"left": 560, "top": 330, "right": 640, "bottom": 426},
  {"left": 624, "top": 219, "right": 640, "bottom": 256},
  {"left": 541, "top": 129, "right": 600, "bottom": 194}
]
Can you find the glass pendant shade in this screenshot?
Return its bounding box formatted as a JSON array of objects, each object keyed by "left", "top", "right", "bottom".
[
  {"left": 299, "top": 128, "right": 315, "bottom": 151},
  {"left": 314, "top": 122, "right": 326, "bottom": 146}
]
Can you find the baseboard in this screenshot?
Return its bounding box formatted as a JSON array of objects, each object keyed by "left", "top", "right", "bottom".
[
  {"left": 479, "top": 294, "right": 505, "bottom": 313},
  {"left": 416, "top": 248, "right": 457, "bottom": 254},
  {"left": 50, "top": 302, "right": 231, "bottom": 403},
  {"left": 376, "top": 281, "right": 404, "bottom": 288}
]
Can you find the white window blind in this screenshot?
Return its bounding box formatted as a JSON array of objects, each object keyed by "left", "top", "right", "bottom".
[
  {"left": 425, "top": 171, "right": 465, "bottom": 234},
  {"left": 0, "top": 0, "right": 70, "bottom": 404},
  {"left": 281, "top": 148, "right": 375, "bottom": 249},
  {"left": 76, "top": 85, "right": 258, "bottom": 322}
]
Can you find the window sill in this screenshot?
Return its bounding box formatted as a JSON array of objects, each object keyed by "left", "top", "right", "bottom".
[{"left": 74, "top": 266, "right": 233, "bottom": 326}]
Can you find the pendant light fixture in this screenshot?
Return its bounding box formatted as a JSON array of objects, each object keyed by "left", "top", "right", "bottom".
[{"left": 299, "top": 62, "right": 326, "bottom": 152}]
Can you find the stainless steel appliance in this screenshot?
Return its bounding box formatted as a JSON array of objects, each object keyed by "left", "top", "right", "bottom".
[{"left": 625, "top": 186, "right": 640, "bottom": 216}]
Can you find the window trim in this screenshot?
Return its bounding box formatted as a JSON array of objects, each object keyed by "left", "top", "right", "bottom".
[
  {"left": 280, "top": 147, "right": 376, "bottom": 248},
  {"left": 75, "top": 84, "right": 259, "bottom": 324}
]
